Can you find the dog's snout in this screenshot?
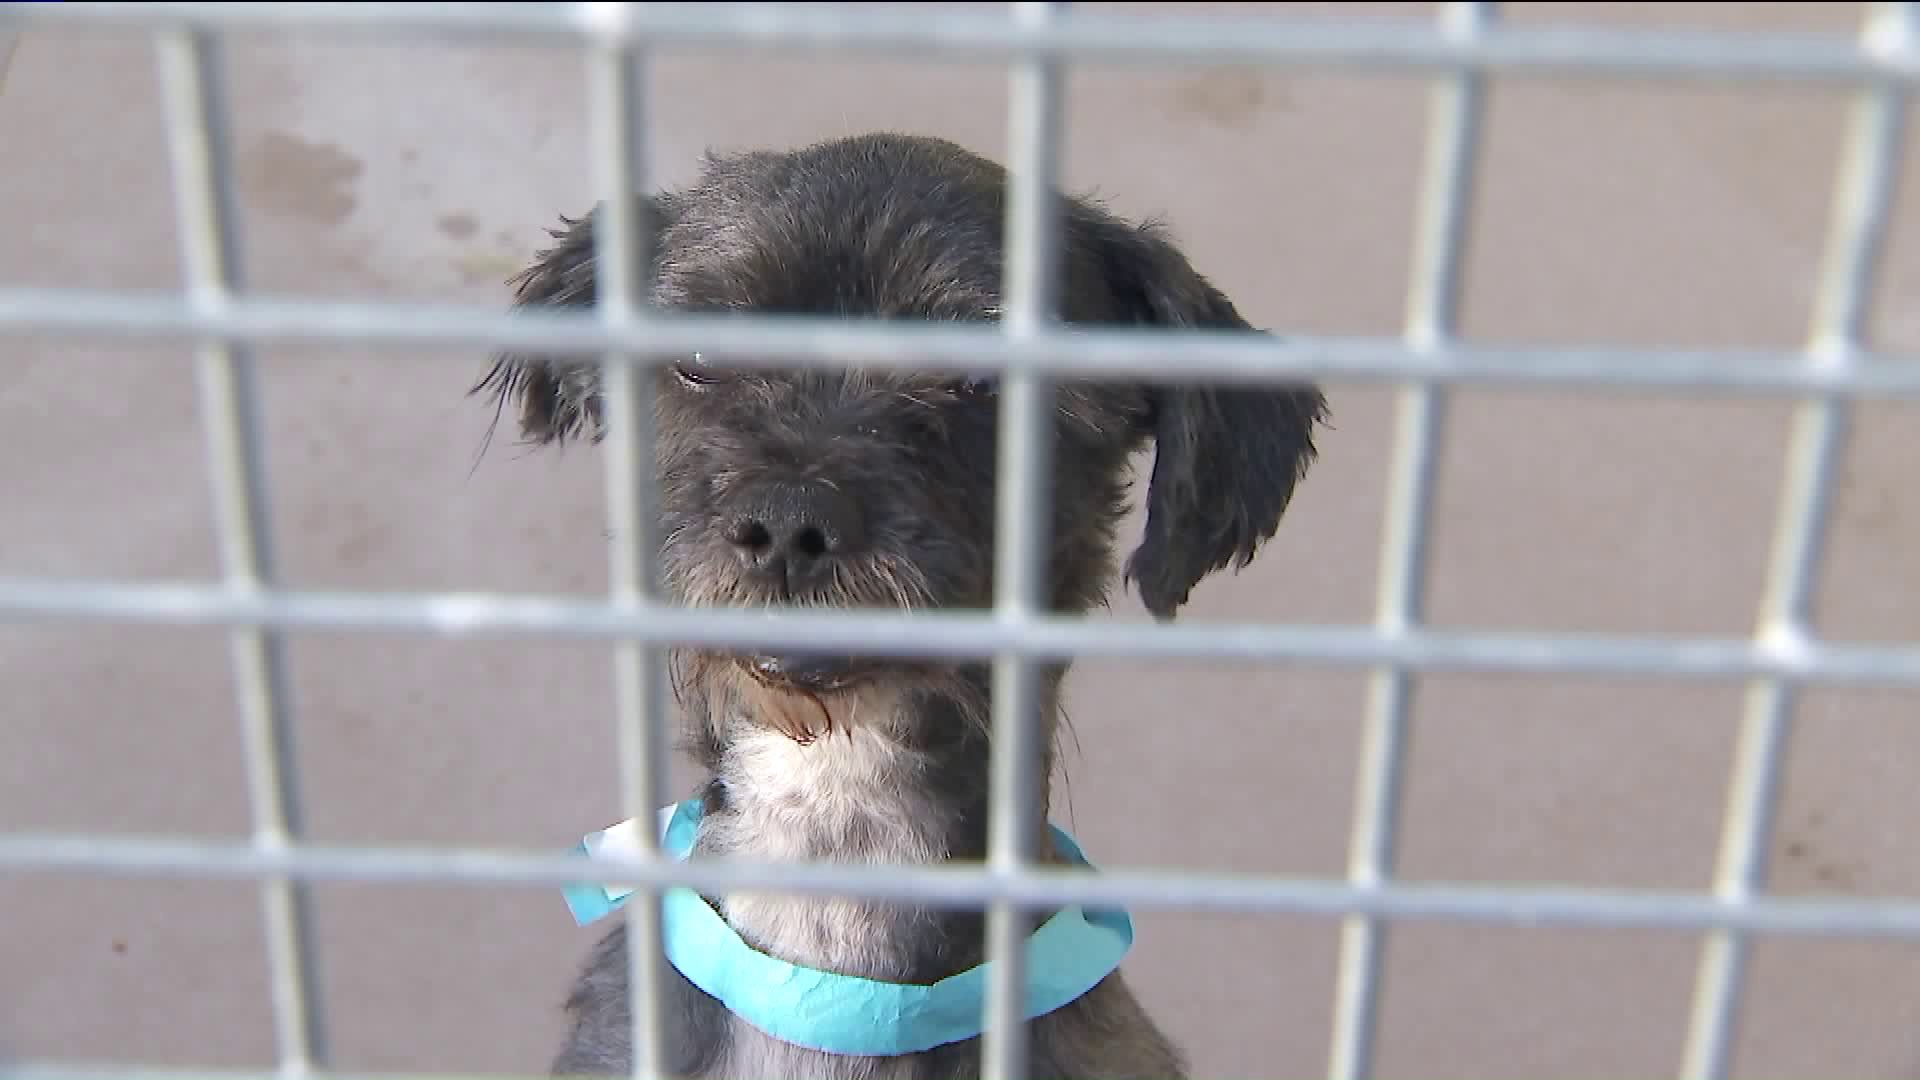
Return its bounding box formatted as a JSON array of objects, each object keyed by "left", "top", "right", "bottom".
[{"left": 725, "top": 483, "right": 866, "bottom": 595}]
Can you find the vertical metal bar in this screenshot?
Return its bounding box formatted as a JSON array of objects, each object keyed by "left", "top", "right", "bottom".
[
  {"left": 1327, "top": 6, "right": 1491, "bottom": 1080},
  {"left": 154, "top": 28, "right": 327, "bottom": 1079},
  {"left": 1679, "top": 7, "right": 1913, "bottom": 1079},
  {"left": 584, "top": 6, "right": 672, "bottom": 1079},
  {"left": 984, "top": 4, "right": 1066, "bottom": 1080}
]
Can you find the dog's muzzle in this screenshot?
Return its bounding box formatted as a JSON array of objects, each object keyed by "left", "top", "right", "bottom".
[{"left": 743, "top": 653, "right": 869, "bottom": 692}]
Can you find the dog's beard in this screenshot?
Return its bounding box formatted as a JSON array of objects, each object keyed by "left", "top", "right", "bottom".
[
  {"left": 673, "top": 652, "right": 985, "bottom": 746},
  {"left": 666, "top": 540, "right": 972, "bottom": 745}
]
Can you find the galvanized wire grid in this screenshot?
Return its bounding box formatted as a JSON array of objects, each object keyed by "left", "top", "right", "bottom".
[{"left": 2, "top": 3, "right": 1919, "bottom": 1080}]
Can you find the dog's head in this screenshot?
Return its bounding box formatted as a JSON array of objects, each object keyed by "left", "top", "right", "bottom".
[{"left": 476, "top": 134, "right": 1326, "bottom": 719}]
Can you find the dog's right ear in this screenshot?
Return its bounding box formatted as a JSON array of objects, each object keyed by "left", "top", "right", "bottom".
[{"left": 470, "top": 197, "right": 673, "bottom": 447}]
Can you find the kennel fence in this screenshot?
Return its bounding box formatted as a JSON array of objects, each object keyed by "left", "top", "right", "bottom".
[{"left": 3, "top": 3, "right": 1920, "bottom": 1080}]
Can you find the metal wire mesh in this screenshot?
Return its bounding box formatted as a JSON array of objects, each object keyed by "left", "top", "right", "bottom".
[{"left": 2, "top": 3, "right": 1919, "bottom": 1080}]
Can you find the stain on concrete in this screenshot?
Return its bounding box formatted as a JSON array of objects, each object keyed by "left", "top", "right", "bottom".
[
  {"left": 1170, "top": 69, "right": 1279, "bottom": 131},
  {"left": 453, "top": 250, "right": 528, "bottom": 286},
  {"left": 336, "top": 525, "right": 379, "bottom": 568},
  {"left": 297, "top": 498, "right": 387, "bottom": 570},
  {"left": 437, "top": 212, "right": 480, "bottom": 240},
  {"left": 319, "top": 248, "right": 374, "bottom": 285},
  {"left": 1851, "top": 486, "right": 1901, "bottom": 539},
  {"left": 1813, "top": 861, "right": 1853, "bottom": 888},
  {"left": 1838, "top": 461, "right": 1904, "bottom": 539},
  {"left": 0, "top": 32, "right": 22, "bottom": 97},
  {"left": 238, "top": 131, "right": 364, "bottom": 226},
  {"left": 1779, "top": 808, "right": 1874, "bottom": 893}
]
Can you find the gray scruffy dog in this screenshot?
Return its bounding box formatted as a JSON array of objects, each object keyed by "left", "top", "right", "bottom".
[{"left": 474, "top": 132, "right": 1329, "bottom": 1080}]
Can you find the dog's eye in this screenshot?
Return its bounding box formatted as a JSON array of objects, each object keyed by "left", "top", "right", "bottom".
[{"left": 674, "top": 352, "right": 721, "bottom": 387}]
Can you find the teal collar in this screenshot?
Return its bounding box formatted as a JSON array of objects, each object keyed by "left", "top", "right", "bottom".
[{"left": 562, "top": 799, "right": 1134, "bottom": 1057}]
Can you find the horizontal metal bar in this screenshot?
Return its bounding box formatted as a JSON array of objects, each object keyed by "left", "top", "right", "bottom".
[
  {"left": 9, "top": 2, "right": 1920, "bottom": 87},
  {"left": 5, "top": 288, "right": 1920, "bottom": 398},
  {"left": 1, "top": 578, "right": 1917, "bottom": 686},
  {"left": 9, "top": 829, "right": 1920, "bottom": 941}
]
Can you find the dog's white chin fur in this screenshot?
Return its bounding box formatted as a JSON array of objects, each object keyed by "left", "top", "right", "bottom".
[{"left": 699, "top": 677, "right": 953, "bottom": 978}]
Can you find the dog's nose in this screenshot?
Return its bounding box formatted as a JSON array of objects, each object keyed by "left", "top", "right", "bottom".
[{"left": 724, "top": 484, "right": 866, "bottom": 596}]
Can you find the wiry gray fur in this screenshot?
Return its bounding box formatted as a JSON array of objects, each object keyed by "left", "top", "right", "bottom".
[{"left": 472, "top": 132, "right": 1329, "bottom": 1080}]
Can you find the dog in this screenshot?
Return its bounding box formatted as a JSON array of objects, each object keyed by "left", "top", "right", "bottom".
[{"left": 474, "top": 132, "right": 1329, "bottom": 1080}]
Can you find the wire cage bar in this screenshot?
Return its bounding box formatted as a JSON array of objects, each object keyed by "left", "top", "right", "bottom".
[
  {"left": 1327, "top": 5, "right": 1491, "bottom": 1078},
  {"left": 3, "top": 3, "right": 1920, "bottom": 1080},
  {"left": 580, "top": 10, "right": 674, "bottom": 1079},
  {"left": 17, "top": 1, "right": 1920, "bottom": 85},
  {"left": 1680, "top": 7, "right": 1917, "bottom": 1079},
  {"left": 983, "top": 5, "right": 1068, "bottom": 1080},
  {"left": 153, "top": 25, "right": 329, "bottom": 1079}
]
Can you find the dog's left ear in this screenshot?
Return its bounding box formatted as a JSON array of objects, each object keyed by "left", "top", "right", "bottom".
[{"left": 1080, "top": 214, "right": 1330, "bottom": 619}]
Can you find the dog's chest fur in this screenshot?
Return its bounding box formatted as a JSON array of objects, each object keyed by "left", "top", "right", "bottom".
[
  {"left": 700, "top": 702, "right": 955, "bottom": 981},
  {"left": 693, "top": 690, "right": 976, "bottom": 1080},
  {"left": 549, "top": 678, "right": 1191, "bottom": 1080}
]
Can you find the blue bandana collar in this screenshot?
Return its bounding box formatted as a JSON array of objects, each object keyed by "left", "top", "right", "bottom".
[{"left": 561, "top": 799, "right": 1134, "bottom": 1057}]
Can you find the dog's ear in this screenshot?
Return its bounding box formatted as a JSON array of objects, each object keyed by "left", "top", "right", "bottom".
[
  {"left": 470, "top": 197, "right": 674, "bottom": 447},
  {"left": 1082, "top": 215, "right": 1330, "bottom": 619}
]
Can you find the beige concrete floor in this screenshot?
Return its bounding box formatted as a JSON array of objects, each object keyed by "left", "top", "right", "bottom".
[{"left": 3, "top": 3, "right": 1919, "bottom": 1078}]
